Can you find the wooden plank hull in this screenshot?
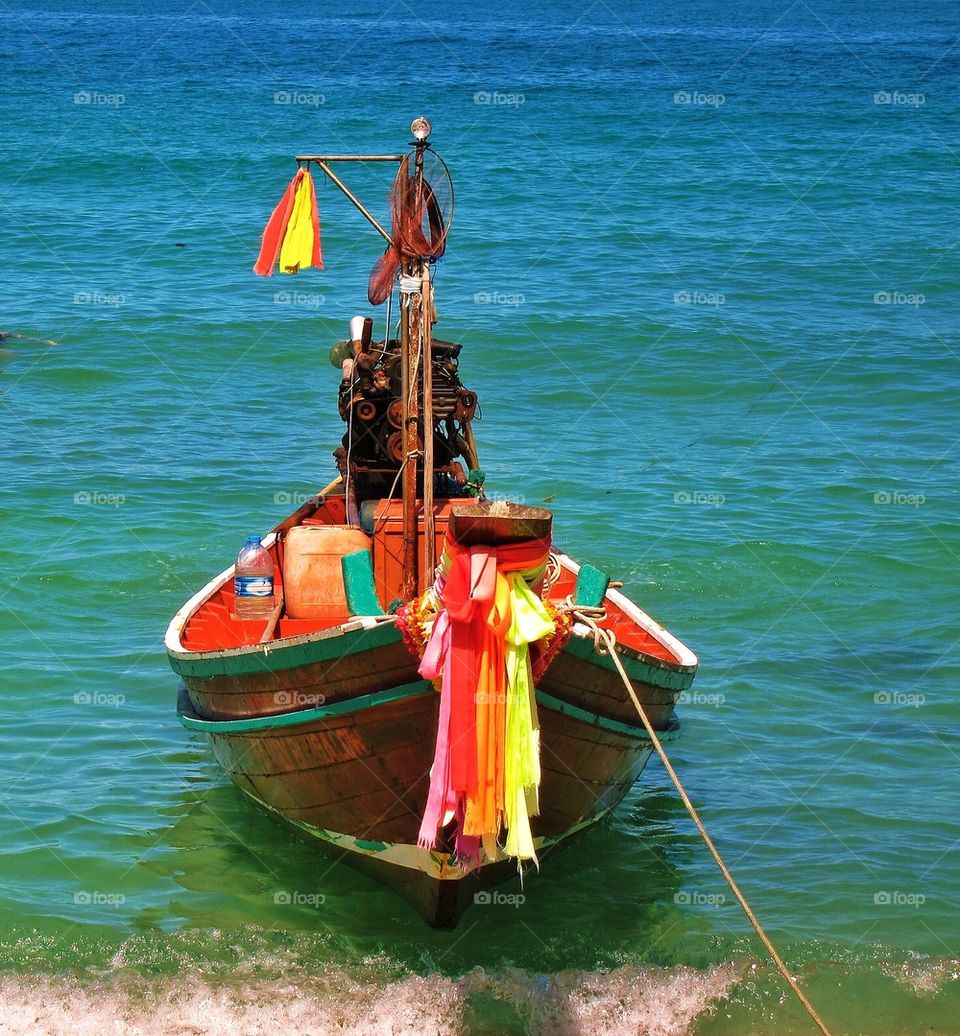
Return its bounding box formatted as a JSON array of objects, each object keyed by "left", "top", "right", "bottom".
[
  {"left": 179, "top": 622, "right": 418, "bottom": 721},
  {"left": 170, "top": 608, "right": 694, "bottom": 728},
  {"left": 177, "top": 683, "right": 675, "bottom": 927}
]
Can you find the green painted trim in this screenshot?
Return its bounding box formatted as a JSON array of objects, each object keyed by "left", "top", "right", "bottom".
[
  {"left": 341, "top": 549, "right": 385, "bottom": 616},
  {"left": 178, "top": 680, "right": 433, "bottom": 733},
  {"left": 354, "top": 838, "right": 388, "bottom": 852},
  {"left": 168, "top": 615, "right": 402, "bottom": 679},
  {"left": 563, "top": 634, "right": 696, "bottom": 691},
  {"left": 535, "top": 689, "right": 680, "bottom": 741},
  {"left": 178, "top": 671, "right": 676, "bottom": 745}
]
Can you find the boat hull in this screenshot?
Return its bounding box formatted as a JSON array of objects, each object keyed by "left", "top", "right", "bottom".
[
  {"left": 177, "top": 683, "right": 678, "bottom": 927},
  {"left": 168, "top": 531, "right": 697, "bottom": 926}
]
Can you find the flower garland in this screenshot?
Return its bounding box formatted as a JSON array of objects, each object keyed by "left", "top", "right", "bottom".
[
  {"left": 531, "top": 600, "right": 572, "bottom": 682},
  {"left": 397, "top": 591, "right": 572, "bottom": 680},
  {"left": 395, "top": 591, "right": 436, "bottom": 662}
]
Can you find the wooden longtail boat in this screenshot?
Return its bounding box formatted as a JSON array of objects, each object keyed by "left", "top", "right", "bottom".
[{"left": 166, "top": 119, "right": 698, "bottom": 928}]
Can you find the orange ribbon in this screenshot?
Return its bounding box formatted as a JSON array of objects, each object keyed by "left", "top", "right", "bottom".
[{"left": 417, "top": 533, "right": 552, "bottom": 861}]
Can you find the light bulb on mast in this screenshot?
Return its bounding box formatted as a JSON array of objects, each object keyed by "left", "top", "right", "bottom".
[{"left": 410, "top": 116, "right": 431, "bottom": 142}]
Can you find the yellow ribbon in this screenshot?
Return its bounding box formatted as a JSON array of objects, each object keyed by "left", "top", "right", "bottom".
[
  {"left": 279, "top": 172, "right": 317, "bottom": 273},
  {"left": 502, "top": 572, "right": 555, "bottom": 863}
]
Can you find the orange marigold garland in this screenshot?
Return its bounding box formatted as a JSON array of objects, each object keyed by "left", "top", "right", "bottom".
[
  {"left": 531, "top": 600, "right": 572, "bottom": 681},
  {"left": 395, "top": 591, "right": 436, "bottom": 662}
]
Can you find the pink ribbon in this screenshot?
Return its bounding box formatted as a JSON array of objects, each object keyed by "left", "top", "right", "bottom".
[
  {"left": 417, "top": 610, "right": 453, "bottom": 848},
  {"left": 416, "top": 547, "right": 498, "bottom": 852}
]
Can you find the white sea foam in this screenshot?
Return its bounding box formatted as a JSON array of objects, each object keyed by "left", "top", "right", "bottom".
[
  {"left": 879, "top": 955, "right": 960, "bottom": 995},
  {"left": 462, "top": 962, "right": 744, "bottom": 1035},
  {"left": 0, "top": 963, "right": 742, "bottom": 1035},
  {"left": 0, "top": 972, "right": 463, "bottom": 1036}
]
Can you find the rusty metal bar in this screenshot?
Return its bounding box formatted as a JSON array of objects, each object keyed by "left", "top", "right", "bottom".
[
  {"left": 296, "top": 155, "right": 405, "bottom": 162},
  {"left": 314, "top": 161, "right": 393, "bottom": 245}
]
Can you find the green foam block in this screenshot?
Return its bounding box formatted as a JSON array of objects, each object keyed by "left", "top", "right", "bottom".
[
  {"left": 341, "top": 549, "right": 385, "bottom": 616},
  {"left": 573, "top": 563, "right": 610, "bottom": 608}
]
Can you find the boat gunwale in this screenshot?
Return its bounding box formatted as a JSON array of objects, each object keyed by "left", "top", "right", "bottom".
[
  {"left": 555, "top": 553, "right": 699, "bottom": 672},
  {"left": 165, "top": 536, "right": 698, "bottom": 679}
]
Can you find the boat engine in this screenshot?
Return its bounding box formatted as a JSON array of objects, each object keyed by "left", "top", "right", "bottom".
[{"left": 331, "top": 317, "right": 480, "bottom": 503}]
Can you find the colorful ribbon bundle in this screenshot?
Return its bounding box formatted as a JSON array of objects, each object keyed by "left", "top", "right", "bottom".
[
  {"left": 253, "top": 168, "right": 323, "bottom": 276},
  {"left": 412, "top": 533, "right": 557, "bottom": 867}
]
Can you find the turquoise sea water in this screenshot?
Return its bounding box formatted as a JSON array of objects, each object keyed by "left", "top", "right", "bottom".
[{"left": 1, "top": 1, "right": 959, "bottom": 1032}]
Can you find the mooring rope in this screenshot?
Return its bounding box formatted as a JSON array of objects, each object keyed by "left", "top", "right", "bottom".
[{"left": 567, "top": 606, "right": 834, "bottom": 1036}]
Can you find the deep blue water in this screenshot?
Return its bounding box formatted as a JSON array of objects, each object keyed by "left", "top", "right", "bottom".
[{"left": 1, "top": 1, "right": 958, "bottom": 1032}]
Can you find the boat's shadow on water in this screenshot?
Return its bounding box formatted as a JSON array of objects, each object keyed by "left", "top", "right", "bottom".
[{"left": 146, "top": 762, "right": 721, "bottom": 975}]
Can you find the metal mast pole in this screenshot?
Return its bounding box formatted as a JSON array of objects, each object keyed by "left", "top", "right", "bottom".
[
  {"left": 304, "top": 121, "right": 438, "bottom": 601},
  {"left": 400, "top": 259, "right": 419, "bottom": 601},
  {"left": 421, "top": 262, "right": 435, "bottom": 588},
  {"left": 399, "top": 120, "right": 431, "bottom": 599}
]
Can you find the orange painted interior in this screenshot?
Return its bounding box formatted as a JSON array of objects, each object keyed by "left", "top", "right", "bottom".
[
  {"left": 370, "top": 498, "right": 477, "bottom": 608},
  {"left": 178, "top": 498, "right": 681, "bottom": 664}
]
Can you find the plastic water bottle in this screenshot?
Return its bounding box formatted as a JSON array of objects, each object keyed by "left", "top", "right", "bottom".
[{"left": 234, "top": 535, "right": 274, "bottom": 618}]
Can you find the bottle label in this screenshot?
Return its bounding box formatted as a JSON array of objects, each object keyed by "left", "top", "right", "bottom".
[{"left": 235, "top": 575, "right": 274, "bottom": 598}]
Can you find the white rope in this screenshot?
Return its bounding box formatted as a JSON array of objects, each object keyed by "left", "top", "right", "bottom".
[
  {"left": 543, "top": 553, "right": 562, "bottom": 593},
  {"left": 369, "top": 454, "right": 410, "bottom": 541}
]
